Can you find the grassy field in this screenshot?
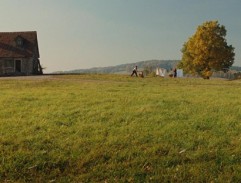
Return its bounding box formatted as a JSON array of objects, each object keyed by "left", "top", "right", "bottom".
[{"left": 0, "top": 74, "right": 241, "bottom": 182}]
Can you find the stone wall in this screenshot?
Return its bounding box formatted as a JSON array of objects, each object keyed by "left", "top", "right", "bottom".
[
  {"left": 21, "top": 58, "right": 34, "bottom": 75},
  {"left": 0, "top": 58, "right": 34, "bottom": 76}
]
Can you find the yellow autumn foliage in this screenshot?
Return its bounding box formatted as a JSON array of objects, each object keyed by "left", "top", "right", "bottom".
[{"left": 179, "top": 20, "right": 235, "bottom": 79}]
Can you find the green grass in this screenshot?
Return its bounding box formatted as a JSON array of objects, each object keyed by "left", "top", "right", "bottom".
[{"left": 0, "top": 74, "right": 241, "bottom": 182}]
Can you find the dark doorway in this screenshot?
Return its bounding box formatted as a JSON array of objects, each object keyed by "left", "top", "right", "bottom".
[{"left": 15, "top": 60, "right": 22, "bottom": 72}]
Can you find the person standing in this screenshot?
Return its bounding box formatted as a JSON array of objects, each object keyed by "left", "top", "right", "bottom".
[
  {"left": 131, "top": 66, "right": 138, "bottom": 77},
  {"left": 173, "top": 68, "right": 177, "bottom": 78}
]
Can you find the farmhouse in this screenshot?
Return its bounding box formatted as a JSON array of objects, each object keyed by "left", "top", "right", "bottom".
[{"left": 0, "top": 31, "right": 42, "bottom": 76}]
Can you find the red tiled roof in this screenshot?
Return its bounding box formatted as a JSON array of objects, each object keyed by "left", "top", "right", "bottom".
[{"left": 0, "top": 31, "right": 39, "bottom": 58}]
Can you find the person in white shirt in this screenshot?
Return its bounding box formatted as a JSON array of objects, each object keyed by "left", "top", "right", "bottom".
[{"left": 131, "top": 66, "right": 138, "bottom": 77}]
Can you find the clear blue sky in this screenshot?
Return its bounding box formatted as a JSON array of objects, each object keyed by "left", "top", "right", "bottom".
[{"left": 1, "top": 0, "right": 241, "bottom": 72}]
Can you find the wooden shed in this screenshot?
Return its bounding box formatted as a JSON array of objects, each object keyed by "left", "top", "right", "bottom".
[{"left": 0, "top": 31, "right": 42, "bottom": 76}]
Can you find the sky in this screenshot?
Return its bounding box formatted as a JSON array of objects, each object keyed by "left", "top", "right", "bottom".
[{"left": 0, "top": 0, "right": 241, "bottom": 73}]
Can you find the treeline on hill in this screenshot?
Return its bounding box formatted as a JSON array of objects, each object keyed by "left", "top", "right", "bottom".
[
  {"left": 61, "top": 60, "right": 180, "bottom": 74},
  {"left": 231, "top": 66, "right": 241, "bottom": 72},
  {"left": 54, "top": 60, "right": 241, "bottom": 79}
]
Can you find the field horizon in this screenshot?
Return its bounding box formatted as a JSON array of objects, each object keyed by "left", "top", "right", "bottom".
[{"left": 0, "top": 74, "right": 241, "bottom": 182}]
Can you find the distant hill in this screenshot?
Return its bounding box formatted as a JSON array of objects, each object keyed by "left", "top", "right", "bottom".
[
  {"left": 61, "top": 60, "right": 180, "bottom": 74},
  {"left": 53, "top": 60, "right": 241, "bottom": 75},
  {"left": 231, "top": 66, "right": 241, "bottom": 72}
]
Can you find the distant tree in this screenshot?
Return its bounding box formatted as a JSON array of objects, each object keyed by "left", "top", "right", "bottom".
[{"left": 179, "top": 20, "right": 235, "bottom": 79}]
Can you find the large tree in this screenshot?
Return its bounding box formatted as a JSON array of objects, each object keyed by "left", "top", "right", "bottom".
[{"left": 179, "top": 20, "right": 235, "bottom": 79}]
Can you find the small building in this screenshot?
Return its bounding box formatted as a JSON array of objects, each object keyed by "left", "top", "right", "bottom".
[{"left": 0, "top": 31, "right": 42, "bottom": 76}]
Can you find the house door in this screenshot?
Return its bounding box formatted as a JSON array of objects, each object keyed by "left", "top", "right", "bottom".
[{"left": 15, "top": 60, "right": 22, "bottom": 72}]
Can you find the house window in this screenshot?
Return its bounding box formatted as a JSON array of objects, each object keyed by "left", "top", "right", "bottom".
[
  {"left": 4, "top": 60, "right": 14, "bottom": 73},
  {"left": 17, "top": 38, "right": 23, "bottom": 46},
  {"left": 15, "top": 36, "right": 24, "bottom": 47}
]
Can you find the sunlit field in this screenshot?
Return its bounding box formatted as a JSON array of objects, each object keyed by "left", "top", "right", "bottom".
[{"left": 0, "top": 74, "right": 241, "bottom": 182}]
